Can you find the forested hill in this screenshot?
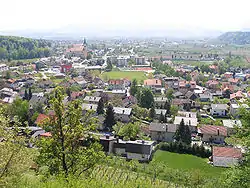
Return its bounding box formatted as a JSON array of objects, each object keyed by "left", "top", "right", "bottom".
[
  {"left": 0, "top": 35, "right": 51, "bottom": 60},
  {"left": 218, "top": 31, "right": 250, "bottom": 45}
]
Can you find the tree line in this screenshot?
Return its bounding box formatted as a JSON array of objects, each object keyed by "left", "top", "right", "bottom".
[{"left": 0, "top": 36, "right": 51, "bottom": 60}]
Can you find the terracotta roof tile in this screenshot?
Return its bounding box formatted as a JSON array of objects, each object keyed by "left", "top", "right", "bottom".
[
  {"left": 213, "top": 146, "right": 242, "bottom": 158},
  {"left": 35, "top": 114, "right": 49, "bottom": 125},
  {"left": 199, "top": 125, "right": 227, "bottom": 136}
]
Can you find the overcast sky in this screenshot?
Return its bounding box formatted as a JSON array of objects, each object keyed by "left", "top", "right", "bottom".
[{"left": 1, "top": 0, "right": 250, "bottom": 31}]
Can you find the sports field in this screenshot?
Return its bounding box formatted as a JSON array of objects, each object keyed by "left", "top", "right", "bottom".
[{"left": 102, "top": 71, "right": 147, "bottom": 81}]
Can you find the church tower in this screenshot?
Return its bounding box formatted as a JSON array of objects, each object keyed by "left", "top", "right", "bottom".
[{"left": 83, "top": 37, "right": 88, "bottom": 59}]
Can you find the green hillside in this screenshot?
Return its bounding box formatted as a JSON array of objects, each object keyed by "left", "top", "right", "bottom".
[
  {"left": 0, "top": 35, "right": 51, "bottom": 60},
  {"left": 218, "top": 32, "right": 250, "bottom": 45}
]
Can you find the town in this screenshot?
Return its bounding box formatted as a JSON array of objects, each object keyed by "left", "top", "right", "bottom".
[{"left": 0, "top": 34, "right": 249, "bottom": 187}]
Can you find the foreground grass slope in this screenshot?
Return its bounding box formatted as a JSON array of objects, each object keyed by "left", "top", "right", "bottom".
[{"left": 154, "top": 150, "right": 226, "bottom": 177}]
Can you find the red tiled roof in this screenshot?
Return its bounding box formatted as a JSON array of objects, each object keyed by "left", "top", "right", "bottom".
[
  {"left": 230, "top": 91, "right": 243, "bottom": 100},
  {"left": 144, "top": 79, "right": 162, "bottom": 86},
  {"left": 40, "top": 132, "right": 52, "bottom": 137},
  {"left": 213, "top": 146, "right": 242, "bottom": 158},
  {"left": 228, "top": 78, "right": 239, "bottom": 83},
  {"left": 135, "top": 67, "right": 153, "bottom": 71},
  {"left": 66, "top": 44, "right": 85, "bottom": 53},
  {"left": 109, "top": 79, "right": 125, "bottom": 85},
  {"left": 207, "top": 80, "right": 219, "bottom": 85},
  {"left": 35, "top": 114, "right": 49, "bottom": 125},
  {"left": 199, "top": 125, "right": 227, "bottom": 136}
]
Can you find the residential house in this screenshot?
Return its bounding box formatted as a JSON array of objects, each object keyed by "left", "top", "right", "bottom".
[
  {"left": 177, "top": 111, "right": 197, "bottom": 118},
  {"left": 230, "top": 103, "right": 250, "bottom": 117},
  {"left": 154, "top": 97, "right": 168, "bottom": 108},
  {"left": 60, "top": 64, "right": 72, "bottom": 73},
  {"left": 125, "top": 140, "right": 155, "bottom": 161},
  {"left": 172, "top": 99, "right": 191, "bottom": 110},
  {"left": 210, "top": 104, "right": 228, "bottom": 117},
  {"left": 117, "top": 56, "right": 130, "bottom": 67},
  {"left": 206, "top": 80, "right": 219, "bottom": 89},
  {"left": 0, "top": 64, "right": 9, "bottom": 72},
  {"left": 82, "top": 103, "right": 98, "bottom": 114},
  {"left": 83, "top": 96, "right": 101, "bottom": 104},
  {"left": 135, "top": 56, "right": 146, "bottom": 65},
  {"left": 0, "top": 88, "right": 18, "bottom": 104},
  {"left": 35, "top": 114, "right": 49, "bottom": 126},
  {"left": 144, "top": 79, "right": 162, "bottom": 89},
  {"left": 111, "top": 90, "right": 127, "bottom": 97},
  {"left": 173, "top": 91, "right": 184, "bottom": 98},
  {"left": 224, "top": 72, "right": 233, "bottom": 79},
  {"left": 108, "top": 79, "right": 127, "bottom": 90},
  {"left": 212, "top": 146, "right": 242, "bottom": 167},
  {"left": 155, "top": 109, "right": 167, "bottom": 119},
  {"left": 228, "top": 78, "right": 240, "bottom": 85},
  {"left": 230, "top": 91, "right": 244, "bottom": 101},
  {"left": 173, "top": 116, "right": 198, "bottom": 132},
  {"left": 164, "top": 77, "right": 179, "bottom": 89},
  {"left": 29, "top": 93, "right": 47, "bottom": 110},
  {"left": 113, "top": 107, "right": 132, "bottom": 122},
  {"left": 179, "top": 80, "right": 196, "bottom": 90},
  {"left": 199, "top": 93, "right": 213, "bottom": 102},
  {"left": 185, "top": 91, "right": 198, "bottom": 101},
  {"left": 149, "top": 123, "right": 177, "bottom": 142},
  {"left": 222, "top": 120, "right": 242, "bottom": 135},
  {"left": 198, "top": 125, "right": 227, "bottom": 144}
]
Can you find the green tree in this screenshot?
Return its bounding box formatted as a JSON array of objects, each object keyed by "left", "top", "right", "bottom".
[
  {"left": 28, "top": 88, "right": 32, "bottom": 100},
  {"left": 119, "top": 122, "right": 140, "bottom": 141},
  {"left": 130, "top": 79, "right": 138, "bottom": 96},
  {"left": 106, "top": 58, "right": 112, "bottom": 71},
  {"left": 37, "top": 87, "right": 104, "bottom": 177},
  {"left": 9, "top": 98, "right": 29, "bottom": 124},
  {"left": 164, "top": 100, "right": 171, "bottom": 115},
  {"left": 104, "top": 104, "right": 116, "bottom": 130},
  {"left": 24, "top": 89, "right": 29, "bottom": 100},
  {"left": 149, "top": 105, "right": 156, "bottom": 119},
  {"left": 5, "top": 71, "right": 11, "bottom": 79},
  {"left": 158, "top": 111, "right": 164, "bottom": 123},
  {"left": 137, "top": 88, "right": 154, "bottom": 108},
  {"left": 0, "top": 108, "right": 33, "bottom": 186},
  {"left": 170, "top": 105, "right": 178, "bottom": 116},
  {"left": 96, "top": 98, "right": 104, "bottom": 114},
  {"left": 174, "top": 119, "right": 191, "bottom": 144},
  {"left": 166, "top": 88, "right": 174, "bottom": 101}
]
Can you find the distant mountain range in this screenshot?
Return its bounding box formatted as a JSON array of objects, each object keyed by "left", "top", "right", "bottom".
[
  {"left": 0, "top": 25, "right": 223, "bottom": 40},
  {"left": 218, "top": 31, "right": 250, "bottom": 45}
]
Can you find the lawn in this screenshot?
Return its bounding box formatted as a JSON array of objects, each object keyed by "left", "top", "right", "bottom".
[
  {"left": 154, "top": 150, "right": 226, "bottom": 177},
  {"left": 101, "top": 71, "right": 147, "bottom": 81}
]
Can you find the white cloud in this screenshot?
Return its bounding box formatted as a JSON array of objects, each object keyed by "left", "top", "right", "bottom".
[{"left": 0, "top": 0, "right": 250, "bottom": 31}]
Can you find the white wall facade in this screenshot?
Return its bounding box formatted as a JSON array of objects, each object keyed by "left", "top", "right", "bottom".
[{"left": 213, "top": 156, "right": 240, "bottom": 167}]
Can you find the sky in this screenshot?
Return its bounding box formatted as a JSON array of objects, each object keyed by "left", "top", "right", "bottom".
[{"left": 1, "top": 0, "right": 250, "bottom": 32}]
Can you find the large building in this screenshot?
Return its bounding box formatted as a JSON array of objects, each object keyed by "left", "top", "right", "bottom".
[{"left": 65, "top": 38, "right": 87, "bottom": 59}]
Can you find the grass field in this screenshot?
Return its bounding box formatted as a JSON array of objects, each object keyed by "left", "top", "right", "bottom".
[
  {"left": 101, "top": 71, "right": 147, "bottom": 81},
  {"left": 154, "top": 150, "right": 226, "bottom": 177}
]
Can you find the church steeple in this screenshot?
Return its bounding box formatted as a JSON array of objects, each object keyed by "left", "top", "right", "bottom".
[{"left": 83, "top": 38, "right": 87, "bottom": 46}]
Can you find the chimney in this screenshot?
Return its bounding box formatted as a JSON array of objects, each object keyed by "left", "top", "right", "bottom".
[
  {"left": 156, "top": 80, "right": 158, "bottom": 84},
  {"left": 189, "top": 120, "right": 191, "bottom": 125},
  {"left": 189, "top": 113, "right": 191, "bottom": 117},
  {"left": 116, "top": 137, "right": 119, "bottom": 143},
  {"left": 90, "top": 105, "right": 92, "bottom": 109},
  {"left": 142, "top": 140, "right": 145, "bottom": 144},
  {"left": 106, "top": 135, "right": 110, "bottom": 139},
  {"left": 217, "top": 128, "right": 220, "bottom": 136},
  {"left": 123, "top": 110, "right": 125, "bottom": 114}
]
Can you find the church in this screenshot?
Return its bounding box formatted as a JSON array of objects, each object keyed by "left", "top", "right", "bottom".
[{"left": 65, "top": 38, "right": 88, "bottom": 59}]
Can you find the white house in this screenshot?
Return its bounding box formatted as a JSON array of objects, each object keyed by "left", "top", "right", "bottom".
[
  {"left": 83, "top": 96, "right": 101, "bottom": 104},
  {"left": 149, "top": 123, "right": 177, "bottom": 142},
  {"left": 222, "top": 119, "right": 242, "bottom": 135},
  {"left": 198, "top": 125, "right": 227, "bottom": 144},
  {"left": 113, "top": 107, "right": 132, "bottom": 122},
  {"left": 82, "top": 103, "right": 98, "bottom": 114},
  {"left": 212, "top": 146, "right": 242, "bottom": 167},
  {"left": 211, "top": 104, "right": 228, "bottom": 117},
  {"left": 0, "top": 64, "right": 9, "bottom": 72},
  {"left": 174, "top": 116, "right": 198, "bottom": 132},
  {"left": 230, "top": 103, "right": 250, "bottom": 117}
]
